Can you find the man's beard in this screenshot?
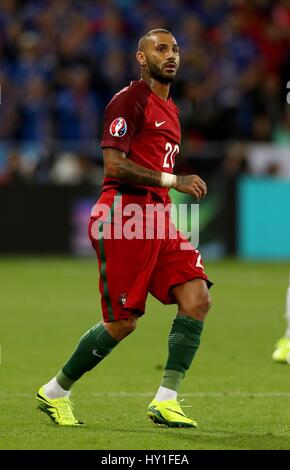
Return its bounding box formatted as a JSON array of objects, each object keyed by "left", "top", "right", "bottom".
[{"left": 147, "top": 61, "right": 175, "bottom": 84}]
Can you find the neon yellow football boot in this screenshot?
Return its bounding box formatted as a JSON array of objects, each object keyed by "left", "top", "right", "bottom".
[
  {"left": 272, "top": 337, "right": 290, "bottom": 363},
  {"left": 36, "top": 386, "right": 84, "bottom": 426},
  {"left": 147, "top": 398, "right": 197, "bottom": 428}
]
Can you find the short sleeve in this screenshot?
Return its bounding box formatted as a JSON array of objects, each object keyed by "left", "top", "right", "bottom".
[{"left": 101, "top": 87, "right": 145, "bottom": 154}]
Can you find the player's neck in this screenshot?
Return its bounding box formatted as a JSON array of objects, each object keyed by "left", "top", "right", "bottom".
[{"left": 141, "top": 76, "right": 170, "bottom": 102}]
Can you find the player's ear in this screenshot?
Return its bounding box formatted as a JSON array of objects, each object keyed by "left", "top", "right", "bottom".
[{"left": 136, "top": 51, "right": 146, "bottom": 67}]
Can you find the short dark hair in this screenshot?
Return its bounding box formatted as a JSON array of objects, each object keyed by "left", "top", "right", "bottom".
[{"left": 138, "top": 29, "right": 173, "bottom": 51}]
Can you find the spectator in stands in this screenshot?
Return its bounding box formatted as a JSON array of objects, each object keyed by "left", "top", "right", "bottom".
[
  {"left": 55, "top": 66, "right": 98, "bottom": 143},
  {"left": 0, "top": 0, "right": 289, "bottom": 184}
]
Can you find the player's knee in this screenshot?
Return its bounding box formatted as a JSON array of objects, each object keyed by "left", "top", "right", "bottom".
[
  {"left": 113, "top": 315, "right": 138, "bottom": 339},
  {"left": 200, "top": 291, "right": 211, "bottom": 315},
  {"left": 196, "top": 290, "right": 211, "bottom": 318},
  {"left": 104, "top": 315, "right": 137, "bottom": 341},
  {"left": 121, "top": 316, "right": 137, "bottom": 336},
  {"left": 179, "top": 291, "right": 211, "bottom": 320}
]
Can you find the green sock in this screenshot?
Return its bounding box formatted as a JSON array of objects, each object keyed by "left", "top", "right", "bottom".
[
  {"left": 57, "top": 322, "right": 118, "bottom": 390},
  {"left": 162, "top": 315, "right": 204, "bottom": 391}
]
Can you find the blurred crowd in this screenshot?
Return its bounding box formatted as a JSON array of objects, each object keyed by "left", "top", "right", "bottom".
[{"left": 0, "top": 0, "right": 290, "bottom": 185}]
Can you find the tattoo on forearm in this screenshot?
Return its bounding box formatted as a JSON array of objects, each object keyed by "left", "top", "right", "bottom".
[{"left": 112, "top": 155, "right": 161, "bottom": 186}]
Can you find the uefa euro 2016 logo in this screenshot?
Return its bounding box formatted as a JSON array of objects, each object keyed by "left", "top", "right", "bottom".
[{"left": 109, "top": 117, "right": 127, "bottom": 137}]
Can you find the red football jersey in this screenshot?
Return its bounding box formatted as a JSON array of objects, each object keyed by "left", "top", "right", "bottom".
[{"left": 101, "top": 79, "right": 181, "bottom": 203}]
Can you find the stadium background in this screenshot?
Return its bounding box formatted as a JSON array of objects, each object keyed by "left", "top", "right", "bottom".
[{"left": 1, "top": 0, "right": 290, "bottom": 451}]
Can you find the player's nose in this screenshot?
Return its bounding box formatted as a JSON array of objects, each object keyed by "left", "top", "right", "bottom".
[{"left": 166, "top": 50, "right": 176, "bottom": 60}]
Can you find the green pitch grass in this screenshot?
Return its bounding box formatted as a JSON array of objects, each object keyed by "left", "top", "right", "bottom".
[{"left": 1, "top": 257, "right": 290, "bottom": 450}]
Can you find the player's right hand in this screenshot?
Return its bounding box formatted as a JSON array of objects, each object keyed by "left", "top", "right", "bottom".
[{"left": 175, "top": 175, "right": 207, "bottom": 200}]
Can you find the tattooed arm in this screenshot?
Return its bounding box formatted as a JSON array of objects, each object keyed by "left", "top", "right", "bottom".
[
  {"left": 104, "top": 148, "right": 161, "bottom": 186},
  {"left": 103, "top": 148, "right": 207, "bottom": 200}
]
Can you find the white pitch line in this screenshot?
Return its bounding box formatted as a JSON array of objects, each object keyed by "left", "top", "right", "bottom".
[
  {"left": 2, "top": 392, "right": 290, "bottom": 398},
  {"left": 92, "top": 392, "right": 290, "bottom": 398}
]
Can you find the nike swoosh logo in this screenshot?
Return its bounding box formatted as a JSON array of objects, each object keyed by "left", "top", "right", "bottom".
[
  {"left": 155, "top": 120, "right": 166, "bottom": 127},
  {"left": 165, "top": 407, "right": 185, "bottom": 417},
  {"left": 92, "top": 350, "right": 104, "bottom": 358}
]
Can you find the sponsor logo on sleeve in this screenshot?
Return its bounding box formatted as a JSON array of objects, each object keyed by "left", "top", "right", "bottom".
[{"left": 109, "top": 117, "right": 127, "bottom": 137}]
